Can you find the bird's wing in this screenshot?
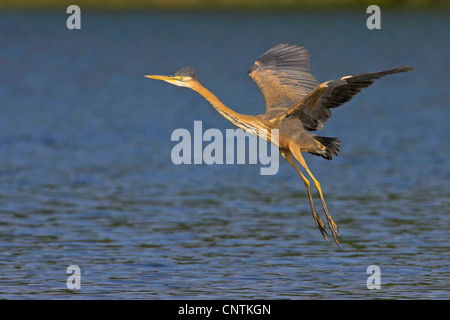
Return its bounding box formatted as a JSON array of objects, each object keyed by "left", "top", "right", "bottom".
[
  {"left": 248, "top": 44, "right": 320, "bottom": 112},
  {"left": 281, "top": 66, "right": 414, "bottom": 131}
]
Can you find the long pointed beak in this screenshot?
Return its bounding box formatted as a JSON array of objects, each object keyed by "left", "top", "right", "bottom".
[{"left": 145, "top": 75, "right": 175, "bottom": 82}]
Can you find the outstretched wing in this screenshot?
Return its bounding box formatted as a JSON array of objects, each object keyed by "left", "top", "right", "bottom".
[
  {"left": 281, "top": 66, "right": 414, "bottom": 131},
  {"left": 248, "top": 44, "right": 320, "bottom": 112}
]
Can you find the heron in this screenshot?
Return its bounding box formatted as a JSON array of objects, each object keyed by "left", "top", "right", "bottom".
[{"left": 146, "top": 43, "right": 413, "bottom": 245}]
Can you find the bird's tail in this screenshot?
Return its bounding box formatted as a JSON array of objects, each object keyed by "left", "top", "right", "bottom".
[{"left": 311, "top": 136, "right": 341, "bottom": 160}]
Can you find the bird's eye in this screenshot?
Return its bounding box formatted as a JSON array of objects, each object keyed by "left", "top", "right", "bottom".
[{"left": 178, "top": 76, "right": 184, "bottom": 81}]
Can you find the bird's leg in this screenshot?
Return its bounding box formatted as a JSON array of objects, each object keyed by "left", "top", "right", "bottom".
[
  {"left": 280, "top": 150, "right": 328, "bottom": 241},
  {"left": 290, "top": 148, "right": 340, "bottom": 245}
]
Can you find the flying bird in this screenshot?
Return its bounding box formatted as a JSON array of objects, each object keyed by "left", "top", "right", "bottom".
[{"left": 146, "top": 43, "right": 413, "bottom": 245}]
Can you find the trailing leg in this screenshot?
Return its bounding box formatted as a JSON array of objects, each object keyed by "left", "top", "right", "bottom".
[
  {"left": 280, "top": 149, "right": 328, "bottom": 241},
  {"left": 290, "top": 147, "right": 340, "bottom": 245}
]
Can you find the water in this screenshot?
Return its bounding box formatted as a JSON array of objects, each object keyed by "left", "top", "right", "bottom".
[{"left": 0, "top": 11, "right": 449, "bottom": 299}]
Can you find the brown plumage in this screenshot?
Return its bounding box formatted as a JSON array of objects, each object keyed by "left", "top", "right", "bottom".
[
  {"left": 248, "top": 44, "right": 319, "bottom": 111},
  {"left": 146, "top": 43, "right": 414, "bottom": 245}
]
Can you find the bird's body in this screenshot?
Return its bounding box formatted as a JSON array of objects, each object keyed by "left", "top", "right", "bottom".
[{"left": 146, "top": 44, "right": 413, "bottom": 245}]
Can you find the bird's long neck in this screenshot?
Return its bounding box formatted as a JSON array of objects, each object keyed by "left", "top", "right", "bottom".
[{"left": 190, "top": 80, "right": 259, "bottom": 132}]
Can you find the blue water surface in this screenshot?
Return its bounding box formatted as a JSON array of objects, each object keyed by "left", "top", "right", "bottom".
[{"left": 0, "top": 11, "right": 449, "bottom": 299}]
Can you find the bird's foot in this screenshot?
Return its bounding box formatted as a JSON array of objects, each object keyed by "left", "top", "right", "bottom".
[
  {"left": 325, "top": 214, "right": 340, "bottom": 245},
  {"left": 312, "top": 210, "right": 328, "bottom": 241}
]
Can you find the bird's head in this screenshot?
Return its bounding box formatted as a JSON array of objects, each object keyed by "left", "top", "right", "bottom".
[{"left": 145, "top": 67, "right": 196, "bottom": 87}]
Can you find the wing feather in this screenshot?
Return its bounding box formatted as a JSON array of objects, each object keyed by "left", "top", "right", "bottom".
[
  {"left": 248, "top": 44, "right": 319, "bottom": 112},
  {"left": 282, "top": 66, "right": 414, "bottom": 131}
]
